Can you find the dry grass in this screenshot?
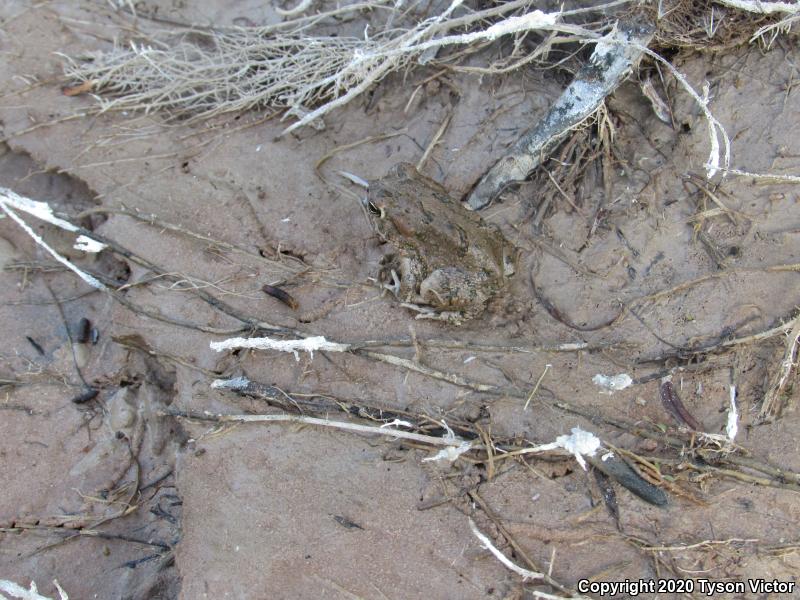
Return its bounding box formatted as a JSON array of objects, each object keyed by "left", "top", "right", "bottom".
[
  {"left": 649, "top": 0, "right": 795, "bottom": 50},
  {"left": 61, "top": 1, "right": 625, "bottom": 134}
]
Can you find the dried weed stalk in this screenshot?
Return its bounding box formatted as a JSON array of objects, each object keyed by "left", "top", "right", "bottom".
[
  {"left": 760, "top": 313, "right": 800, "bottom": 420},
  {"left": 61, "top": 1, "right": 621, "bottom": 135},
  {"left": 62, "top": 2, "right": 798, "bottom": 129}
]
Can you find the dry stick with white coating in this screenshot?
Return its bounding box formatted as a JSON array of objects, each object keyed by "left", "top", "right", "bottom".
[{"left": 465, "top": 18, "right": 654, "bottom": 210}]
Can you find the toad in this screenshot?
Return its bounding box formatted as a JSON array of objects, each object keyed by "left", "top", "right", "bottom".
[{"left": 367, "top": 163, "right": 515, "bottom": 323}]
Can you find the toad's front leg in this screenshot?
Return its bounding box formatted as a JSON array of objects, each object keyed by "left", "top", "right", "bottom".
[
  {"left": 418, "top": 267, "right": 491, "bottom": 319},
  {"left": 380, "top": 254, "right": 422, "bottom": 302},
  {"left": 400, "top": 302, "right": 464, "bottom": 324}
]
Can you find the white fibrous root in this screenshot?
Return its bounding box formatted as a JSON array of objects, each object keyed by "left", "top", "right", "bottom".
[
  {"left": 210, "top": 335, "right": 350, "bottom": 361},
  {"left": 0, "top": 580, "right": 69, "bottom": 600},
  {"left": 0, "top": 188, "right": 107, "bottom": 290},
  {"left": 592, "top": 373, "right": 633, "bottom": 393}
]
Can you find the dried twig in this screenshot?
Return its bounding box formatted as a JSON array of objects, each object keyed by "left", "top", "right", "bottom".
[
  {"left": 643, "top": 537, "right": 759, "bottom": 552},
  {"left": 466, "top": 19, "right": 654, "bottom": 209},
  {"left": 357, "top": 349, "right": 499, "bottom": 392},
  {"left": 417, "top": 109, "right": 453, "bottom": 172},
  {"left": 468, "top": 492, "right": 580, "bottom": 597},
  {"left": 524, "top": 363, "right": 551, "bottom": 410},
  {"left": 0, "top": 526, "right": 170, "bottom": 550},
  {"left": 166, "top": 408, "right": 474, "bottom": 453},
  {"left": 626, "top": 262, "right": 800, "bottom": 328},
  {"left": 468, "top": 518, "right": 545, "bottom": 582},
  {"left": 760, "top": 313, "right": 800, "bottom": 420},
  {"left": 75, "top": 206, "right": 308, "bottom": 274}
]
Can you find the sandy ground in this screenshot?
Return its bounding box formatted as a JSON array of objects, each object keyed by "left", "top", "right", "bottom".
[{"left": 1, "top": 1, "right": 800, "bottom": 599}]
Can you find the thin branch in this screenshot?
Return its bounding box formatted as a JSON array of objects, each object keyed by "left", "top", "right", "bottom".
[{"left": 468, "top": 518, "right": 545, "bottom": 581}]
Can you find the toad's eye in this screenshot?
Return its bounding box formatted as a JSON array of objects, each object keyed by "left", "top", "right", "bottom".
[{"left": 367, "top": 201, "right": 384, "bottom": 218}]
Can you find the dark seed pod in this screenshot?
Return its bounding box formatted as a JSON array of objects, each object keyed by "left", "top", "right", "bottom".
[
  {"left": 261, "top": 284, "right": 299, "bottom": 310},
  {"left": 589, "top": 453, "right": 668, "bottom": 507},
  {"left": 75, "top": 318, "right": 92, "bottom": 344},
  {"left": 660, "top": 380, "right": 702, "bottom": 431},
  {"left": 593, "top": 468, "right": 620, "bottom": 530},
  {"left": 25, "top": 336, "right": 45, "bottom": 356},
  {"left": 71, "top": 387, "right": 99, "bottom": 404}
]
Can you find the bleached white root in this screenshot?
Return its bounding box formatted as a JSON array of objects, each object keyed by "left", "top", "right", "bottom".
[
  {"left": 190, "top": 409, "right": 475, "bottom": 454},
  {"left": 630, "top": 43, "right": 731, "bottom": 179},
  {"left": 507, "top": 427, "right": 601, "bottom": 470},
  {"left": 209, "top": 335, "right": 350, "bottom": 360},
  {"left": 592, "top": 373, "right": 632, "bottom": 393},
  {"left": 0, "top": 187, "right": 86, "bottom": 233},
  {"left": 726, "top": 168, "right": 800, "bottom": 182},
  {"left": 727, "top": 385, "right": 739, "bottom": 441},
  {"left": 421, "top": 420, "right": 472, "bottom": 463},
  {"left": 0, "top": 188, "right": 107, "bottom": 290},
  {"left": 468, "top": 518, "right": 544, "bottom": 581},
  {"left": 0, "top": 580, "right": 68, "bottom": 600}
]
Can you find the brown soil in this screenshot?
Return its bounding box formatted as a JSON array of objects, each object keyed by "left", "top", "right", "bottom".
[{"left": 1, "top": 2, "right": 799, "bottom": 599}]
